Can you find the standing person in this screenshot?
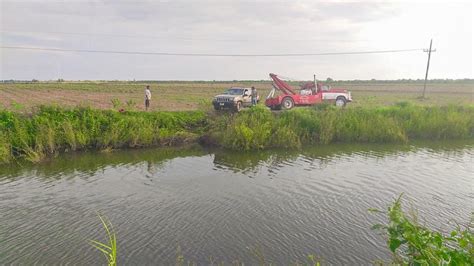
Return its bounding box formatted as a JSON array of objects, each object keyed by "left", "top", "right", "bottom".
[
  {"left": 251, "top": 86, "right": 258, "bottom": 106},
  {"left": 144, "top": 85, "right": 152, "bottom": 111}
]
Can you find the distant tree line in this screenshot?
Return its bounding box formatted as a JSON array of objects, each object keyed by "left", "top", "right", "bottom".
[{"left": 327, "top": 78, "right": 474, "bottom": 84}]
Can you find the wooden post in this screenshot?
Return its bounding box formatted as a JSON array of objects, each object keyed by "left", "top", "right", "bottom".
[{"left": 422, "top": 39, "right": 434, "bottom": 98}]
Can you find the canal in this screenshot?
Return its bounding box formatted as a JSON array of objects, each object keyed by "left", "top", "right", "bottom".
[{"left": 0, "top": 141, "right": 472, "bottom": 264}]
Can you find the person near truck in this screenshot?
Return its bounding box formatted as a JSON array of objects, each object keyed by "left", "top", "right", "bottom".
[
  {"left": 145, "top": 85, "right": 152, "bottom": 111},
  {"left": 251, "top": 86, "right": 258, "bottom": 106}
]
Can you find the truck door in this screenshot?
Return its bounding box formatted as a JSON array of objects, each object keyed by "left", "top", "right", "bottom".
[{"left": 307, "top": 91, "right": 323, "bottom": 104}]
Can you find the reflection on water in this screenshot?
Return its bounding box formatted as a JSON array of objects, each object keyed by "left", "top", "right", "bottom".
[
  {"left": 2, "top": 141, "right": 469, "bottom": 179},
  {"left": 0, "top": 146, "right": 207, "bottom": 180},
  {"left": 0, "top": 141, "right": 472, "bottom": 264}
]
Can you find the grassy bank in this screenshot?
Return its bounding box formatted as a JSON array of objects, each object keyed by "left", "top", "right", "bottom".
[
  {"left": 0, "top": 106, "right": 206, "bottom": 163},
  {"left": 1, "top": 104, "right": 473, "bottom": 163},
  {"left": 213, "top": 104, "right": 474, "bottom": 150}
]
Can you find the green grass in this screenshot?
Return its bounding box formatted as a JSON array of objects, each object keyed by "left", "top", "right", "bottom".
[
  {"left": 0, "top": 106, "right": 207, "bottom": 163},
  {"left": 1, "top": 104, "right": 473, "bottom": 163},
  {"left": 213, "top": 104, "right": 474, "bottom": 150}
]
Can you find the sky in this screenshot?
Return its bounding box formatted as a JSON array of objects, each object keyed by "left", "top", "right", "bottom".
[{"left": 0, "top": 0, "right": 472, "bottom": 81}]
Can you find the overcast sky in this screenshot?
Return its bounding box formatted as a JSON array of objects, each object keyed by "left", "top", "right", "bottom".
[{"left": 0, "top": 0, "right": 472, "bottom": 80}]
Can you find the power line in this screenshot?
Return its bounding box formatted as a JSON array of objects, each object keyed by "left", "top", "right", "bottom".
[
  {"left": 0, "top": 30, "right": 367, "bottom": 43},
  {"left": 0, "top": 45, "right": 424, "bottom": 57}
]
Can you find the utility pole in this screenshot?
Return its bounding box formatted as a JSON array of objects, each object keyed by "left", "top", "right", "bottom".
[
  {"left": 422, "top": 39, "right": 436, "bottom": 98},
  {"left": 314, "top": 74, "right": 318, "bottom": 93}
]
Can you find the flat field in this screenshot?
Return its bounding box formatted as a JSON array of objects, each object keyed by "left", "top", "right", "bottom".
[{"left": 0, "top": 81, "right": 472, "bottom": 111}]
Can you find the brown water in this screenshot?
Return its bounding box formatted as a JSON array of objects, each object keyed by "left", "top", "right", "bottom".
[{"left": 0, "top": 141, "right": 472, "bottom": 264}]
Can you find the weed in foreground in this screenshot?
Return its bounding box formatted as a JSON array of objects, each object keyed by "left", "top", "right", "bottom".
[
  {"left": 370, "top": 194, "right": 473, "bottom": 265},
  {"left": 90, "top": 214, "right": 117, "bottom": 266}
]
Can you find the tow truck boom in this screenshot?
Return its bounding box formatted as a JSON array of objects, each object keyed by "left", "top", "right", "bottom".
[{"left": 269, "top": 73, "right": 297, "bottom": 95}]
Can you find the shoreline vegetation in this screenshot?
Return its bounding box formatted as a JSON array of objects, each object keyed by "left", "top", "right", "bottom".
[{"left": 1, "top": 103, "right": 473, "bottom": 164}]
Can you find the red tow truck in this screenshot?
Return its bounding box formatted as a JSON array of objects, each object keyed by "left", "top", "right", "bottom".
[{"left": 265, "top": 73, "right": 352, "bottom": 110}]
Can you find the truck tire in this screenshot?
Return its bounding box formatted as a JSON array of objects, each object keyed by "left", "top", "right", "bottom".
[
  {"left": 335, "top": 96, "right": 346, "bottom": 107},
  {"left": 234, "top": 101, "right": 243, "bottom": 112},
  {"left": 214, "top": 105, "right": 220, "bottom": 111},
  {"left": 281, "top": 97, "right": 294, "bottom": 110}
]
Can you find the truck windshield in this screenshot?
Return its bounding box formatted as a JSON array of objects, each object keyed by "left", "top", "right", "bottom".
[{"left": 224, "top": 88, "right": 243, "bottom": 95}]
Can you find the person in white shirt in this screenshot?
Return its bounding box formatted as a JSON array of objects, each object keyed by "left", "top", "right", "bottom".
[{"left": 145, "top": 85, "right": 152, "bottom": 111}]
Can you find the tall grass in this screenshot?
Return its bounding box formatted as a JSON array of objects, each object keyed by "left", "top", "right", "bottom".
[
  {"left": 215, "top": 104, "right": 474, "bottom": 150},
  {"left": 1, "top": 104, "right": 473, "bottom": 162},
  {"left": 0, "top": 106, "right": 207, "bottom": 163}
]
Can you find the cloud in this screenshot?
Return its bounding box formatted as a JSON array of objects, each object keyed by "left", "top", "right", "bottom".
[{"left": 0, "top": 1, "right": 471, "bottom": 80}]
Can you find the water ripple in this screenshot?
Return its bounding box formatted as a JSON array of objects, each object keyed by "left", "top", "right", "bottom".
[{"left": 0, "top": 142, "right": 472, "bottom": 264}]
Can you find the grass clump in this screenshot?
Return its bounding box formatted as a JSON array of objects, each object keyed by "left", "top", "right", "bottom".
[
  {"left": 0, "top": 106, "right": 207, "bottom": 163},
  {"left": 0, "top": 132, "right": 12, "bottom": 164},
  {"left": 371, "top": 195, "right": 473, "bottom": 265},
  {"left": 221, "top": 106, "right": 274, "bottom": 150}
]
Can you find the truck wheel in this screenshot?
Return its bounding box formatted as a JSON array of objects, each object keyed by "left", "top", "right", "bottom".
[
  {"left": 234, "top": 101, "right": 242, "bottom": 112},
  {"left": 281, "top": 97, "right": 294, "bottom": 110},
  {"left": 335, "top": 97, "right": 346, "bottom": 107},
  {"left": 214, "top": 105, "right": 220, "bottom": 111}
]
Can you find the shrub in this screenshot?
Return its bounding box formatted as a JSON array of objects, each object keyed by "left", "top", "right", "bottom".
[{"left": 371, "top": 195, "right": 473, "bottom": 265}]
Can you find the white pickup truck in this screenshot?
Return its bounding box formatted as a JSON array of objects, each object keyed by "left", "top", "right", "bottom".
[{"left": 212, "top": 87, "right": 259, "bottom": 112}]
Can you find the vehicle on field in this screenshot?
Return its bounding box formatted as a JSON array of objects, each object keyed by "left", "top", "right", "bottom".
[
  {"left": 212, "top": 87, "right": 259, "bottom": 112},
  {"left": 265, "top": 73, "right": 352, "bottom": 110}
]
